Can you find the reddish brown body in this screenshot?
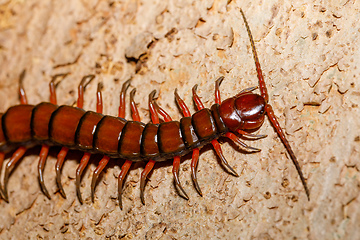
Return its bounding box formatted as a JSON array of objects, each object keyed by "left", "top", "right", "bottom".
[
  {"left": 0, "top": 95, "right": 258, "bottom": 161},
  {"left": 0, "top": 9, "right": 309, "bottom": 207}
]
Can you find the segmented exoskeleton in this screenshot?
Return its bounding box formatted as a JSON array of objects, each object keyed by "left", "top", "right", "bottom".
[{"left": 0, "top": 9, "right": 309, "bottom": 208}]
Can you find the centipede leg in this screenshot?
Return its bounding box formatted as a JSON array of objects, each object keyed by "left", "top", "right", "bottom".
[
  {"left": 190, "top": 148, "right": 202, "bottom": 196},
  {"left": 138, "top": 91, "right": 162, "bottom": 205},
  {"left": 175, "top": 89, "right": 202, "bottom": 196},
  {"left": 151, "top": 93, "right": 189, "bottom": 199},
  {"left": 193, "top": 84, "right": 239, "bottom": 177},
  {"left": 173, "top": 156, "right": 189, "bottom": 200},
  {"left": 37, "top": 76, "right": 60, "bottom": 200},
  {"left": 76, "top": 82, "right": 103, "bottom": 204},
  {"left": 2, "top": 146, "right": 27, "bottom": 202},
  {"left": 116, "top": 87, "right": 139, "bottom": 208},
  {"left": 211, "top": 140, "right": 239, "bottom": 177},
  {"left": 38, "top": 145, "right": 51, "bottom": 199},
  {"left": 55, "top": 147, "right": 68, "bottom": 198},
  {"left": 118, "top": 160, "right": 132, "bottom": 209},
  {"left": 237, "top": 129, "right": 267, "bottom": 139},
  {"left": 2, "top": 71, "right": 29, "bottom": 201},
  {"left": 75, "top": 152, "right": 91, "bottom": 204},
  {"left": 226, "top": 132, "right": 261, "bottom": 152},
  {"left": 140, "top": 160, "right": 155, "bottom": 205},
  {"left": 91, "top": 156, "right": 110, "bottom": 202}
]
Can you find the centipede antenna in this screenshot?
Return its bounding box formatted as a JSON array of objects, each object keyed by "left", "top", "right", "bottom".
[
  {"left": 240, "top": 9, "right": 268, "bottom": 102},
  {"left": 266, "top": 105, "right": 310, "bottom": 200},
  {"left": 240, "top": 9, "right": 310, "bottom": 200}
]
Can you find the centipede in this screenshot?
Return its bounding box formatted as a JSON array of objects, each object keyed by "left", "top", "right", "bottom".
[{"left": 0, "top": 9, "right": 309, "bottom": 209}]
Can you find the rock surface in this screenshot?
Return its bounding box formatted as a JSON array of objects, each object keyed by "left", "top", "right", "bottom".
[{"left": 0, "top": 0, "right": 359, "bottom": 239}]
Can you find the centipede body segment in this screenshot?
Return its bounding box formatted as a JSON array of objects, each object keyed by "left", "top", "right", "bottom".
[{"left": 0, "top": 9, "right": 309, "bottom": 207}]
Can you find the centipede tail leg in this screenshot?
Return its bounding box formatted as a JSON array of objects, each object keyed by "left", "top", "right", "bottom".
[
  {"left": 2, "top": 71, "right": 29, "bottom": 202},
  {"left": 76, "top": 82, "right": 104, "bottom": 203},
  {"left": 193, "top": 84, "right": 239, "bottom": 177},
  {"left": 175, "top": 89, "right": 202, "bottom": 196},
  {"left": 117, "top": 87, "right": 137, "bottom": 209}
]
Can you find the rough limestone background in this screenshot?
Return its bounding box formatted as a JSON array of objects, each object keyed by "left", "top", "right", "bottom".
[{"left": 0, "top": 0, "right": 359, "bottom": 239}]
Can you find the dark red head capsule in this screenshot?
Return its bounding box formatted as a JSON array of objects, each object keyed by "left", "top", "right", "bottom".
[{"left": 218, "top": 92, "right": 266, "bottom": 132}]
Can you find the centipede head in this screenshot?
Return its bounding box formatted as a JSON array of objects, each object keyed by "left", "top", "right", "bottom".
[{"left": 219, "top": 92, "right": 266, "bottom": 132}]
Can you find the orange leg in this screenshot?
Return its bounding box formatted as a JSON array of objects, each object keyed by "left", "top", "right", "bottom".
[
  {"left": 138, "top": 91, "right": 163, "bottom": 205},
  {"left": 76, "top": 81, "right": 103, "bottom": 203},
  {"left": 55, "top": 75, "right": 94, "bottom": 199},
  {"left": 175, "top": 89, "right": 202, "bottom": 196},
  {"left": 118, "top": 159, "right": 132, "bottom": 209},
  {"left": 75, "top": 152, "right": 91, "bottom": 204},
  {"left": 3, "top": 146, "right": 27, "bottom": 202},
  {"left": 55, "top": 147, "right": 69, "bottom": 198},
  {"left": 91, "top": 155, "right": 110, "bottom": 202},
  {"left": 193, "top": 84, "right": 239, "bottom": 177},
  {"left": 37, "top": 75, "right": 63, "bottom": 199},
  {"left": 151, "top": 92, "right": 189, "bottom": 199},
  {"left": 2, "top": 71, "right": 29, "bottom": 201},
  {"left": 38, "top": 144, "right": 51, "bottom": 199},
  {"left": 226, "top": 132, "right": 261, "bottom": 152},
  {"left": 172, "top": 156, "right": 189, "bottom": 199},
  {"left": 140, "top": 159, "right": 155, "bottom": 205}
]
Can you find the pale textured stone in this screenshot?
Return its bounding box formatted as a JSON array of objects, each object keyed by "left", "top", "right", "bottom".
[{"left": 0, "top": 0, "right": 359, "bottom": 239}]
